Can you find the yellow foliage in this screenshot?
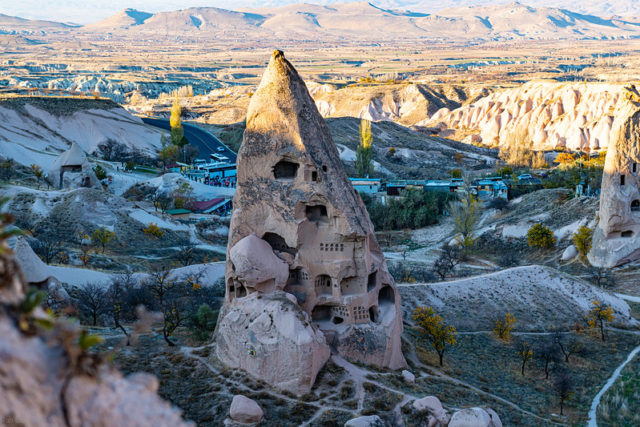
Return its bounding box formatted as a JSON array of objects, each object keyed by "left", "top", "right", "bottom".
[
  {"left": 412, "top": 306, "right": 457, "bottom": 366},
  {"left": 587, "top": 300, "right": 614, "bottom": 341},
  {"left": 143, "top": 223, "right": 164, "bottom": 239},
  {"left": 556, "top": 152, "right": 576, "bottom": 165},
  {"left": 572, "top": 226, "right": 593, "bottom": 258},
  {"left": 359, "top": 118, "right": 372, "bottom": 150},
  {"left": 493, "top": 312, "right": 516, "bottom": 340},
  {"left": 170, "top": 95, "right": 182, "bottom": 130}
]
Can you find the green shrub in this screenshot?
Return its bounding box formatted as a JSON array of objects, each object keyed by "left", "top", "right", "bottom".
[
  {"left": 188, "top": 304, "right": 219, "bottom": 342},
  {"left": 527, "top": 223, "right": 556, "bottom": 249}
]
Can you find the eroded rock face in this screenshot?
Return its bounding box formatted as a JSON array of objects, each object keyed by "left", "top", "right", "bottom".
[
  {"left": 216, "top": 50, "right": 405, "bottom": 394},
  {"left": 590, "top": 93, "right": 640, "bottom": 267},
  {"left": 229, "top": 395, "right": 264, "bottom": 424}
]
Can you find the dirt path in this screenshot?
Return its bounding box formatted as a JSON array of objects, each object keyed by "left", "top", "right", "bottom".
[{"left": 587, "top": 344, "right": 640, "bottom": 426}]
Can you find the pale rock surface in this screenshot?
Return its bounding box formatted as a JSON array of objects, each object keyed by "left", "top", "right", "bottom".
[
  {"left": 485, "top": 408, "right": 503, "bottom": 427},
  {"left": 216, "top": 50, "right": 405, "bottom": 394},
  {"left": 561, "top": 245, "right": 578, "bottom": 261},
  {"left": 0, "top": 239, "right": 190, "bottom": 427},
  {"left": 590, "top": 92, "right": 640, "bottom": 266},
  {"left": 449, "top": 407, "right": 493, "bottom": 427},
  {"left": 229, "top": 395, "right": 264, "bottom": 424},
  {"left": 215, "top": 291, "right": 330, "bottom": 395},
  {"left": 13, "top": 236, "right": 55, "bottom": 284},
  {"left": 48, "top": 141, "right": 99, "bottom": 189},
  {"left": 428, "top": 82, "right": 636, "bottom": 152},
  {"left": 402, "top": 369, "right": 415, "bottom": 384},
  {"left": 344, "top": 415, "right": 384, "bottom": 427},
  {"left": 413, "top": 396, "right": 450, "bottom": 425}
]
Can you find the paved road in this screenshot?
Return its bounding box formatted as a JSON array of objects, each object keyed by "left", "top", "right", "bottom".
[{"left": 142, "top": 118, "right": 237, "bottom": 163}]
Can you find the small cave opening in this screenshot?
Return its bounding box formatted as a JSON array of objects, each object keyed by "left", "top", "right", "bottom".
[
  {"left": 620, "top": 174, "right": 626, "bottom": 186},
  {"left": 367, "top": 270, "right": 377, "bottom": 292},
  {"left": 312, "top": 171, "right": 318, "bottom": 181},
  {"left": 236, "top": 284, "right": 247, "bottom": 298},
  {"left": 369, "top": 306, "right": 379, "bottom": 323},
  {"left": 315, "top": 274, "right": 332, "bottom": 296},
  {"left": 306, "top": 205, "right": 328, "bottom": 222},
  {"left": 312, "top": 305, "right": 332, "bottom": 322},
  {"left": 273, "top": 160, "right": 299, "bottom": 180},
  {"left": 262, "top": 232, "right": 296, "bottom": 254},
  {"left": 633, "top": 163, "right": 638, "bottom": 175},
  {"left": 622, "top": 230, "right": 634, "bottom": 238},
  {"left": 332, "top": 316, "right": 344, "bottom": 325},
  {"left": 632, "top": 200, "right": 640, "bottom": 212},
  {"left": 287, "top": 268, "right": 302, "bottom": 286},
  {"left": 379, "top": 285, "right": 395, "bottom": 305}
]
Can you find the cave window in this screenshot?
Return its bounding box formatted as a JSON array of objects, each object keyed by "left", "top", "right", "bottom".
[
  {"left": 620, "top": 174, "right": 626, "bottom": 186},
  {"left": 312, "top": 171, "right": 318, "bottom": 181},
  {"left": 262, "top": 232, "right": 295, "bottom": 254},
  {"left": 369, "top": 306, "right": 379, "bottom": 323},
  {"left": 315, "top": 275, "right": 332, "bottom": 296},
  {"left": 622, "top": 230, "right": 634, "bottom": 238},
  {"left": 312, "top": 305, "right": 332, "bottom": 322},
  {"left": 633, "top": 163, "right": 638, "bottom": 175},
  {"left": 273, "top": 160, "right": 299, "bottom": 180},
  {"left": 367, "top": 271, "right": 377, "bottom": 292},
  {"left": 306, "top": 205, "right": 328, "bottom": 222},
  {"left": 379, "top": 285, "right": 395, "bottom": 305},
  {"left": 322, "top": 165, "right": 328, "bottom": 172},
  {"left": 632, "top": 200, "right": 640, "bottom": 212},
  {"left": 332, "top": 316, "right": 344, "bottom": 325}
]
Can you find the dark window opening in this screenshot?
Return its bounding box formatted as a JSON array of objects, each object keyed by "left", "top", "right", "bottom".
[
  {"left": 379, "top": 285, "right": 395, "bottom": 305},
  {"left": 312, "top": 171, "right": 318, "bottom": 181},
  {"left": 633, "top": 163, "right": 638, "bottom": 174},
  {"left": 262, "top": 232, "right": 296, "bottom": 254},
  {"left": 322, "top": 165, "right": 327, "bottom": 172},
  {"left": 312, "top": 305, "right": 332, "bottom": 322},
  {"left": 273, "top": 160, "right": 299, "bottom": 179},
  {"left": 369, "top": 306, "right": 378, "bottom": 323},
  {"left": 622, "top": 230, "right": 634, "bottom": 238},
  {"left": 236, "top": 284, "right": 247, "bottom": 298},
  {"left": 632, "top": 200, "right": 640, "bottom": 212},
  {"left": 621, "top": 174, "right": 626, "bottom": 186},
  {"left": 367, "top": 271, "right": 377, "bottom": 292},
  {"left": 305, "top": 205, "right": 328, "bottom": 222},
  {"left": 332, "top": 316, "right": 344, "bottom": 325},
  {"left": 287, "top": 268, "right": 302, "bottom": 286}
]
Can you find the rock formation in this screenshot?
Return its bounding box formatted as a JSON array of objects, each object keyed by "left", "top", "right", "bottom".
[
  {"left": 48, "top": 141, "right": 99, "bottom": 189},
  {"left": 590, "top": 91, "right": 640, "bottom": 266},
  {"left": 0, "top": 217, "right": 190, "bottom": 426},
  {"left": 426, "top": 82, "right": 632, "bottom": 151},
  {"left": 215, "top": 50, "right": 405, "bottom": 394}
]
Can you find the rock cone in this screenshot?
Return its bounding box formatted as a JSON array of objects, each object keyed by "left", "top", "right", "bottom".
[
  {"left": 215, "top": 50, "right": 405, "bottom": 394},
  {"left": 590, "top": 87, "right": 640, "bottom": 266}
]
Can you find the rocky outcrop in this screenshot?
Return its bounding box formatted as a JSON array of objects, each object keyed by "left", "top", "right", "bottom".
[
  {"left": 449, "top": 407, "right": 501, "bottom": 427},
  {"left": 215, "top": 50, "right": 405, "bottom": 394},
  {"left": 590, "top": 94, "right": 640, "bottom": 266},
  {"left": 48, "top": 141, "right": 100, "bottom": 189},
  {"left": 229, "top": 395, "right": 264, "bottom": 424},
  {"left": 0, "top": 220, "right": 190, "bottom": 426},
  {"left": 426, "top": 82, "right": 636, "bottom": 152}
]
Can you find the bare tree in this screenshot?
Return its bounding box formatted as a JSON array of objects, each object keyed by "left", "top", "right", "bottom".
[
  {"left": 433, "top": 244, "right": 462, "bottom": 280},
  {"left": 31, "top": 235, "right": 62, "bottom": 264},
  {"left": 146, "top": 268, "right": 187, "bottom": 346},
  {"left": 536, "top": 337, "right": 561, "bottom": 379},
  {"left": 107, "top": 273, "right": 135, "bottom": 344},
  {"left": 553, "top": 370, "right": 574, "bottom": 416},
  {"left": 176, "top": 243, "right": 196, "bottom": 267},
  {"left": 553, "top": 332, "right": 585, "bottom": 363},
  {"left": 71, "top": 283, "right": 109, "bottom": 326},
  {"left": 587, "top": 267, "right": 616, "bottom": 289},
  {"left": 515, "top": 339, "right": 534, "bottom": 376}
]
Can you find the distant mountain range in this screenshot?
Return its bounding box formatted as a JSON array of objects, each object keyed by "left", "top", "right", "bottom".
[{"left": 4, "top": 2, "right": 640, "bottom": 43}]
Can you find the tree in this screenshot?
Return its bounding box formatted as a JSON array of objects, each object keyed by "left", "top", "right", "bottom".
[
  {"left": 553, "top": 332, "right": 584, "bottom": 363},
  {"left": 158, "top": 133, "right": 178, "bottom": 168},
  {"left": 527, "top": 223, "right": 556, "bottom": 249},
  {"left": 143, "top": 223, "right": 164, "bottom": 239},
  {"left": 587, "top": 267, "right": 616, "bottom": 289},
  {"left": 514, "top": 339, "right": 534, "bottom": 376},
  {"left": 412, "top": 306, "right": 457, "bottom": 366},
  {"left": 78, "top": 232, "right": 92, "bottom": 266},
  {"left": 153, "top": 192, "right": 173, "bottom": 213},
  {"left": 587, "top": 300, "right": 614, "bottom": 341},
  {"left": 432, "top": 244, "right": 462, "bottom": 280},
  {"left": 31, "top": 234, "right": 62, "bottom": 264},
  {"left": 91, "top": 227, "right": 115, "bottom": 254},
  {"left": 0, "top": 159, "right": 15, "bottom": 181},
  {"left": 188, "top": 304, "right": 218, "bottom": 342},
  {"left": 553, "top": 371, "right": 574, "bottom": 415},
  {"left": 93, "top": 165, "right": 107, "bottom": 181},
  {"left": 107, "top": 274, "right": 134, "bottom": 343},
  {"left": 556, "top": 152, "right": 576, "bottom": 166},
  {"left": 493, "top": 313, "right": 516, "bottom": 341},
  {"left": 536, "top": 338, "right": 561, "bottom": 379},
  {"left": 572, "top": 226, "right": 593, "bottom": 258},
  {"left": 30, "top": 164, "right": 44, "bottom": 188},
  {"left": 176, "top": 244, "right": 196, "bottom": 266},
  {"left": 146, "top": 268, "right": 189, "bottom": 346},
  {"left": 70, "top": 283, "right": 109, "bottom": 326},
  {"left": 170, "top": 96, "right": 186, "bottom": 147},
  {"left": 450, "top": 178, "right": 479, "bottom": 249},
  {"left": 355, "top": 118, "right": 374, "bottom": 178}
]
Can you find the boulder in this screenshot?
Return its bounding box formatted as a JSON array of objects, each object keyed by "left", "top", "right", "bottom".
[
  {"left": 344, "top": 415, "right": 384, "bottom": 427},
  {"left": 229, "top": 234, "right": 289, "bottom": 292},
  {"left": 229, "top": 395, "right": 264, "bottom": 424},
  {"left": 561, "top": 245, "right": 578, "bottom": 261},
  {"left": 485, "top": 408, "right": 503, "bottom": 427},
  {"left": 215, "top": 291, "right": 330, "bottom": 395},
  {"left": 402, "top": 369, "right": 415, "bottom": 384},
  {"left": 413, "top": 396, "right": 449, "bottom": 425},
  {"left": 449, "top": 407, "right": 492, "bottom": 427}
]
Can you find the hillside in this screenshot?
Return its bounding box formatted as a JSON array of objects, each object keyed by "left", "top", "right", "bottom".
[
  {"left": 8, "top": 2, "right": 640, "bottom": 44},
  {"left": 425, "top": 82, "right": 640, "bottom": 151},
  {"left": 0, "top": 96, "right": 163, "bottom": 167}
]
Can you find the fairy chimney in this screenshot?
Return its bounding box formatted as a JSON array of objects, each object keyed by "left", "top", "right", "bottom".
[
  {"left": 590, "top": 88, "right": 640, "bottom": 266},
  {"left": 215, "top": 50, "right": 405, "bottom": 394}
]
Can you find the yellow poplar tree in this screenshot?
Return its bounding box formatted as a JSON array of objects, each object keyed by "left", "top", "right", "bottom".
[
  {"left": 412, "top": 306, "right": 457, "bottom": 366},
  {"left": 587, "top": 300, "right": 614, "bottom": 341},
  {"left": 170, "top": 96, "right": 185, "bottom": 147},
  {"left": 356, "top": 118, "right": 374, "bottom": 178}
]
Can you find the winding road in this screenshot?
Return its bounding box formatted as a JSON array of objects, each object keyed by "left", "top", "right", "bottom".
[{"left": 142, "top": 117, "right": 237, "bottom": 163}]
